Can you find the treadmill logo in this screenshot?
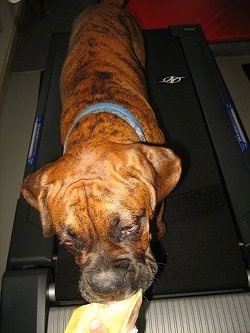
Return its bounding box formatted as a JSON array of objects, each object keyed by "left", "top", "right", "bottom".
[{"left": 159, "top": 76, "right": 185, "bottom": 84}]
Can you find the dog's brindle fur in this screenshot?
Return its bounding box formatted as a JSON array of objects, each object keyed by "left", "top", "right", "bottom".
[{"left": 21, "top": 0, "right": 181, "bottom": 303}]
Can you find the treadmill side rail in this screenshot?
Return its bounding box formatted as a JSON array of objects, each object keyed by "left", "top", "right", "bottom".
[
  {"left": 6, "top": 35, "right": 68, "bottom": 269},
  {"left": 171, "top": 25, "right": 250, "bottom": 264},
  {"left": 0, "top": 268, "right": 53, "bottom": 333}
]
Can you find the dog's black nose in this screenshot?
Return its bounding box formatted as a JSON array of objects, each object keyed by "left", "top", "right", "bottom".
[{"left": 89, "top": 262, "right": 129, "bottom": 298}]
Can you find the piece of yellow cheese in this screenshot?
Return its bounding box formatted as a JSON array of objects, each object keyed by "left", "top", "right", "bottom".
[{"left": 64, "top": 289, "right": 142, "bottom": 333}]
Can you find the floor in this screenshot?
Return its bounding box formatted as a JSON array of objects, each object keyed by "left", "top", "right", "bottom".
[{"left": 0, "top": 54, "right": 250, "bottom": 293}]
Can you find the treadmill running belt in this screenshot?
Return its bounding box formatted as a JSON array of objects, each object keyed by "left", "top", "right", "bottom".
[{"left": 53, "top": 28, "right": 247, "bottom": 301}]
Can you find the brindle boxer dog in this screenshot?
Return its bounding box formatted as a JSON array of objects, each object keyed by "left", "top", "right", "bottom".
[{"left": 21, "top": 0, "right": 181, "bottom": 303}]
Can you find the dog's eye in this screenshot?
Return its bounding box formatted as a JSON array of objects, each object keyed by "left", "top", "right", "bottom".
[
  {"left": 64, "top": 240, "right": 75, "bottom": 248},
  {"left": 121, "top": 224, "right": 139, "bottom": 236},
  {"left": 63, "top": 240, "right": 77, "bottom": 251},
  {"left": 62, "top": 240, "right": 82, "bottom": 253}
]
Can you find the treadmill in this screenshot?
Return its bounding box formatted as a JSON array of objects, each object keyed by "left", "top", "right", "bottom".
[{"left": 1, "top": 25, "right": 250, "bottom": 332}]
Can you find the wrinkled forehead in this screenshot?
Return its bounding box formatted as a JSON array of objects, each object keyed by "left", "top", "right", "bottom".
[
  {"left": 56, "top": 173, "right": 148, "bottom": 204},
  {"left": 49, "top": 179, "right": 149, "bottom": 235}
]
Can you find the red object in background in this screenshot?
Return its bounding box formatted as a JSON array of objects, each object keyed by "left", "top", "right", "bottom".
[{"left": 101, "top": 0, "right": 250, "bottom": 43}]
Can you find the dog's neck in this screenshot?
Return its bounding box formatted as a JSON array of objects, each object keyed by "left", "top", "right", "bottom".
[{"left": 63, "top": 102, "right": 146, "bottom": 153}]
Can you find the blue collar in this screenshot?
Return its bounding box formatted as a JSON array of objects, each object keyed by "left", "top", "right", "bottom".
[{"left": 63, "top": 102, "right": 146, "bottom": 153}]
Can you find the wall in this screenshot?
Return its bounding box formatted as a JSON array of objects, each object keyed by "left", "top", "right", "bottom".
[{"left": 0, "top": 0, "right": 22, "bottom": 106}]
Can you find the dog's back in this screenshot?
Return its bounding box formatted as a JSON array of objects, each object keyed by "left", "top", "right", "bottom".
[{"left": 60, "top": 0, "right": 165, "bottom": 145}]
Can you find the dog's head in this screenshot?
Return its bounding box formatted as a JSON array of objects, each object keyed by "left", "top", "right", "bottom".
[{"left": 21, "top": 142, "right": 181, "bottom": 302}]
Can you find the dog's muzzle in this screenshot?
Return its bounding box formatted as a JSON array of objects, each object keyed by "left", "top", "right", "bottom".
[{"left": 79, "top": 252, "right": 157, "bottom": 303}]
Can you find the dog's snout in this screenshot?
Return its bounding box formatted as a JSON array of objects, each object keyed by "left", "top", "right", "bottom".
[
  {"left": 89, "top": 267, "right": 127, "bottom": 299},
  {"left": 79, "top": 250, "right": 157, "bottom": 302}
]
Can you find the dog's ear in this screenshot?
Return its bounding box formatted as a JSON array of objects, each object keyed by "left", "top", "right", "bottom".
[
  {"left": 136, "top": 144, "right": 181, "bottom": 203},
  {"left": 21, "top": 166, "right": 55, "bottom": 237}
]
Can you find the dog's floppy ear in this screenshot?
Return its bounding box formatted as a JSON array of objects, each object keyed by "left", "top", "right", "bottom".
[
  {"left": 137, "top": 144, "right": 181, "bottom": 203},
  {"left": 21, "top": 166, "right": 55, "bottom": 237}
]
